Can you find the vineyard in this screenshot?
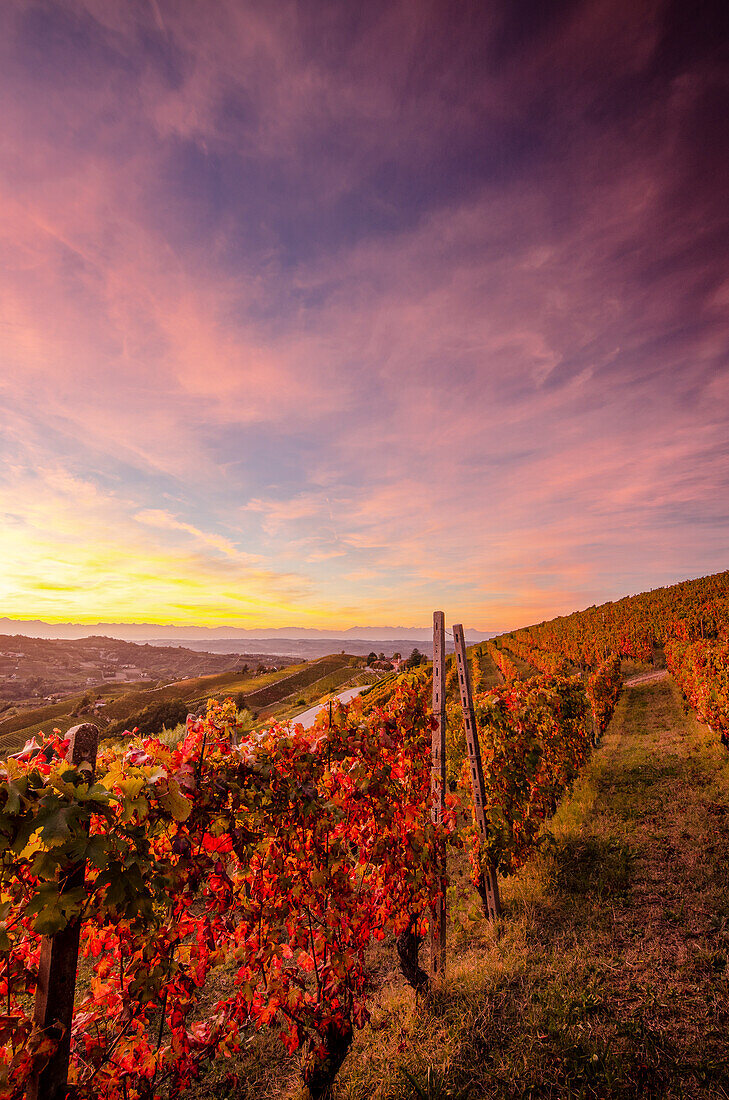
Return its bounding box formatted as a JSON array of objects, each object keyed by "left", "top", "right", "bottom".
[
  {"left": 2, "top": 570, "right": 729, "bottom": 1099},
  {"left": 0, "top": 653, "right": 377, "bottom": 757}
]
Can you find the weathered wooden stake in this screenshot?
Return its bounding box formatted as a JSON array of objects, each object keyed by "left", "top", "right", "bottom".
[
  {"left": 430, "top": 611, "right": 447, "bottom": 977},
  {"left": 28, "top": 723, "right": 99, "bottom": 1100},
  {"left": 452, "top": 625, "right": 501, "bottom": 921}
]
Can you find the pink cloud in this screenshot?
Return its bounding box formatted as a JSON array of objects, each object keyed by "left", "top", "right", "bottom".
[{"left": 0, "top": 0, "right": 727, "bottom": 628}]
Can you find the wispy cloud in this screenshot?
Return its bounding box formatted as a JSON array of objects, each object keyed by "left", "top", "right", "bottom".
[
  {"left": 135, "top": 509, "right": 262, "bottom": 564},
  {"left": 0, "top": 0, "right": 727, "bottom": 629}
]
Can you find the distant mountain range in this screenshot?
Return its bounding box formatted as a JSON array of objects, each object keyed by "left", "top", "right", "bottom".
[
  {"left": 0, "top": 618, "right": 496, "bottom": 658},
  {"left": 144, "top": 637, "right": 495, "bottom": 659}
]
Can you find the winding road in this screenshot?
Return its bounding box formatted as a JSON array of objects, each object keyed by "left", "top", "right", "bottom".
[{"left": 290, "top": 685, "right": 370, "bottom": 729}]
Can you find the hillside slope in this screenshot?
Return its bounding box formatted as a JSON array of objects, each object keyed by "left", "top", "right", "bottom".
[
  {"left": 259, "top": 671, "right": 728, "bottom": 1100},
  {"left": 0, "top": 653, "right": 375, "bottom": 753}
]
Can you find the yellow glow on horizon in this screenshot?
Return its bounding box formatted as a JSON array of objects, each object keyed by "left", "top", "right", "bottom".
[
  {"left": 0, "top": 528, "right": 432, "bottom": 631},
  {"left": 0, "top": 465, "right": 601, "bottom": 634}
]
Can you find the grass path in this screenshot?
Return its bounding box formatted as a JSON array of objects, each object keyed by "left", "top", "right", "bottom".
[{"left": 335, "top": 674, "right": 729, "bottom": 1100}]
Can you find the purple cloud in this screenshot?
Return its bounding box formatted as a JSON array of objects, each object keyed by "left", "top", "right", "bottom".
[{"left": 0, "top": 0, "right": 727, "bottom": 628}]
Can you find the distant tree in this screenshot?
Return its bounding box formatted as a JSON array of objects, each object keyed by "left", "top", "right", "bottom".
[
  {"left": 405, "top": 647, "right": 424, "bottom": 669},
  {"left": 233, "top": 691, "right": 247, "bottom": 711},
  {"left": 378, "top": 651, "right": 385, "bottom": 661},
  {"left": 366, "top": 652, "right": 377, "bottom": 665}
]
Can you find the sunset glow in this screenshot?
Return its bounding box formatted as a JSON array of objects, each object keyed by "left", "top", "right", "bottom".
[{"left": 1, "top": 1, "right": 728, "bottom": 632}]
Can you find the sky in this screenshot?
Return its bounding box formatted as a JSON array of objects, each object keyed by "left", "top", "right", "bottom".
[{"left": 1, "top": 0, "right": 728, "bottom": 634}]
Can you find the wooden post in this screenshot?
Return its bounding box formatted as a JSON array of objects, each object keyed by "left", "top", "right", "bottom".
[
  {"left": 430, "top": 611, "right": 447, "bottom": 977},
  {"left": 28, "top": 723, "right": 99, "bottom": 1100},
  {"left": 452, "top": 625, "right": 501, "bottom": 921}
]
